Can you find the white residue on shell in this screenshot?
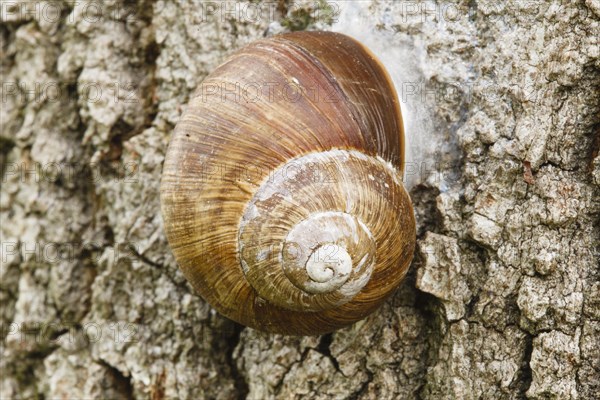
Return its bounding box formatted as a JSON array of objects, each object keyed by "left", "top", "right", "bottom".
[
  {"left": 338, "top": 266, "right": 372, "bottom": 298},
  {"left": 257, "top": 248, "right": 270, "bottom": 262},
  {"left": 357, "top": 219, "right": 375, "bottom": 241},
  {"left": 355, "top": 253, "right": 369, "bottom": 271}
]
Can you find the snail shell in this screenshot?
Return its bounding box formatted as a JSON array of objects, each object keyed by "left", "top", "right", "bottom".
[{"left": 160, "top": 31, "right": 416, "bottom": 335}]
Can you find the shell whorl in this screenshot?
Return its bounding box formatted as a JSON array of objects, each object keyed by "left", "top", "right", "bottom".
[
  {"left": 238, "top": 150, "right": 403, "bottom": 312},
  {"left": 160, "top": 31, "right": 416, "bottom": 335}
]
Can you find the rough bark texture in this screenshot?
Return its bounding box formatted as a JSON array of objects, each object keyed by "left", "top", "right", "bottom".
[{"left": 1, "top": 1, "right": 599, "bottom": 399}]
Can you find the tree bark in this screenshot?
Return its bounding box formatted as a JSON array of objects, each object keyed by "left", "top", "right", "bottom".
[{"left": 1, "top": 1, "right": 599, "bottom": 399}]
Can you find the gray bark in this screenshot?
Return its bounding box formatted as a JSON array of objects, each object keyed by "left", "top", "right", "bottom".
[{"left": 1, "top": 1, "right": 599, "bottom": 399}]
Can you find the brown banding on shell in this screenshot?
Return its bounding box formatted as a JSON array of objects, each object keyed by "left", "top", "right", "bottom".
[{"left": 160, "top": 31, "right": 415, "bottom": 335}]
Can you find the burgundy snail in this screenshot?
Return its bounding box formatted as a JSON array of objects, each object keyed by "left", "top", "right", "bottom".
[{"left": 160, "top": 31, "right": 416, "bottom": 335}]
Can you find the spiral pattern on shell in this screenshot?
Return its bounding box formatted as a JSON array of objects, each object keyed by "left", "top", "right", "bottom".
[{"left": 160, "top": 31, "right": 416, "bottom": 335}]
